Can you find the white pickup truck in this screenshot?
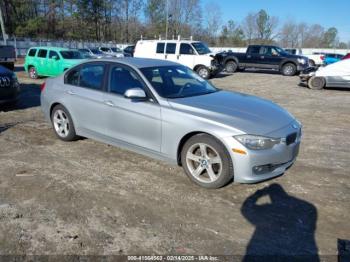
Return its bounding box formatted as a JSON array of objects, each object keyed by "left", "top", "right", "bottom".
[{"left": 285, "top": 48, "right": 324, "bottom": 67}]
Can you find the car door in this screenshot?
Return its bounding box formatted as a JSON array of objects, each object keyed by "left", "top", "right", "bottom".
[
  {"left": 102, "top": 64, "right": 161, "bottom": 152},
  {"left": 244, "top": 46, "right": 260, "bottom": 67},
  {"left": 262, "top": 46, "right": 283, "bottom": 69},
  {"left": 64, "top": 63, "right": 107, "bottom": 136},
  {"left": 47, "top": 50, "right": 62, "bottom": 76},
  {"left": 164, "top": 43, "right": 177, "bottom": 63},
  {"left": 36, "top": 49, "right": 48, "bottom": 75},
  {"left": 177, "top": 43, "right": 195, "bottom": 68}
]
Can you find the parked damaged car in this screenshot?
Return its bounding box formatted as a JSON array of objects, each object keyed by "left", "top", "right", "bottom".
[{"left": 300, "top": 58, "right": 350, "bottom": 90}]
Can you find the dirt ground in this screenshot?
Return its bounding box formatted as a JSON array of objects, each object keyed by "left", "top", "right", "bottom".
[{"left": 0, "top": 67, "right": 349, "bottom": 259}]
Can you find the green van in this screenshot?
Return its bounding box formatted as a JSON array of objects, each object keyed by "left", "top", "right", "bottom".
[{"left": 24, "top": 47, "right": 86, "bottom": 79}]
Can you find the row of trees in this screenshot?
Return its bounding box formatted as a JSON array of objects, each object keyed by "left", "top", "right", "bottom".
[{"left": 1, "top": 0, "right": 349, "bottom": 48}]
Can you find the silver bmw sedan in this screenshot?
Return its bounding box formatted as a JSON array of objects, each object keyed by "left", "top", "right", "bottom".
[{"left": 41, "top": 58, "right": 302, "bottom": 189}]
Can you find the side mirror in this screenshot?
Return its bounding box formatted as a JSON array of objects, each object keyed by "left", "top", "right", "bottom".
[
  {"left": 52, "top": 56, "right": 59, "bottom": 60},
  {"left": 124, "top": 88, "right": 147, "bottom": 100}
]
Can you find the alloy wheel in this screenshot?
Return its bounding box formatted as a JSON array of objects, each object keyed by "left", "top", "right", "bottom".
[
  {"left": 186, "top": 143, "right": 223, "bottom": 183},
  {"left": 53, "top": 109, "right": 70, "bottom": 138}
]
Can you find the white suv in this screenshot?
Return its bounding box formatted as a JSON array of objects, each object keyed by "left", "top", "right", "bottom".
[{"left": 134, "top": 40, "right": 220, "bottom": 79}]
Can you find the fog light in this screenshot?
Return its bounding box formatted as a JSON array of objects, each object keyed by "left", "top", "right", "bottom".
[{"left": 253, "top": 164, "right": 272, "bottom": 175}]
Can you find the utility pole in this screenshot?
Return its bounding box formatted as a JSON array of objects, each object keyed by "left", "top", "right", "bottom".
[
  {"left": 0, "top": 5, "right": 7, "bottom": 45},
  {"left": 165, "top": 0, "right": 169, "bottom": 40}
]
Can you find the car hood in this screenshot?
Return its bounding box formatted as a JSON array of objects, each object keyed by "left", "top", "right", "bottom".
[
  {"left": 168, "top": 91, "right": 295, "bottom": 135},
  {"left": 63, "top": 59, "right": 87, "bottom": 66},
  {"left": 0, "top": 65, "right": 13, "bottom": 76},
  {"left": 316, "top": 58, "right": 350, "bottom": 77}
]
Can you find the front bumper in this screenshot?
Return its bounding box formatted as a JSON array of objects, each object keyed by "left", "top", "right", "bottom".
[
  {"left": 0, "top": 83, "right": 20, "bottom": 105},
  {"left": 209, "top": 62, "right": 222, "bottom": 75},
  {"left": 299, "top": 67, "right": 317, "bottom": 83},
  {"left": 221, "top": 123, "right": 302, "bottom": 183}
]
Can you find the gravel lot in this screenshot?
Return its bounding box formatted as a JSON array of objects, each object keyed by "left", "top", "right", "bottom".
[{"left": 0, "top": 67, "right": 349, "bottom": 259}]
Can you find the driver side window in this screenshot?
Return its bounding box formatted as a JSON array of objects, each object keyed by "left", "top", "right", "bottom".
[
  {"left": 180, "top": 44, "right": 194, "bottom": 55},
  {"left": 109, "top": 66, "right": 144, "bottom": 96}
]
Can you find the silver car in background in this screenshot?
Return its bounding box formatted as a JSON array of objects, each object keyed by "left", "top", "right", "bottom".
[{"left": 41, "top": 58, "right": 302, "bottom": 188}]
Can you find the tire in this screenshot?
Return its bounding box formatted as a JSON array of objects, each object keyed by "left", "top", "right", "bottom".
[
  {"left": 225, "top": 61, "right": 238, "bottom": 73},
  {"left": 309, "top": 60, "right": 316, "bottom": 67},
  {"left": 196, "top": 66, "right": 210, "bottom": 79},
  {"left": 28, "top": 66, "right": 38, "bottom": 79},
  {"left": 308, "top": 76, "right": 325, "bottom": 90},
  {"left": 51, "top": 105, "right": 78, "bottom": 141},
  {"left": 181, "top": 133, "right": 234, "bottom": 189},
  {"left": 281, "top": 63, "right": 297, "bottom": 76}
]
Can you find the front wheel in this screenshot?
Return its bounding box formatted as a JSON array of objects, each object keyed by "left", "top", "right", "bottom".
[
  {"left": 308, "top": 76, "right": 325, "bottom": 90},
  {"left": 196, "top": 66, "right": 210, "bottom": 79},
  {"left": 281, "top": 63, "right": 297, "bottom": 76},
  {"left": 181, "top": 134, "right": 234, "bottom": 189},
  {"left": 51, "top": 105, "right": 78, "bottom": 141}
]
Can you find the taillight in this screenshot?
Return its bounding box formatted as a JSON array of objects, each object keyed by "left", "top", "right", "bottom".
[
  {"left": 40, "top": 82, "right": 46, "bottom": 92},
  {"left": 321, "top": 55, "right": 324, "bottom": 60}
]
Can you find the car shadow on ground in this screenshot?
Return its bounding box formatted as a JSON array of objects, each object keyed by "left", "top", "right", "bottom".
[
  {"left": 239, "top": 69, "right": 282, "bottom": 75},
  {"left": 241, "top": 183, "right": 320, "bottom": 261},
  {"left": 14, "top": 65, "right": 24, "bottom": 73},
  {"left": 0, "top": 123, "right": 17, "bottom": 134},
  {"left": 0, "top": 83, "right": 41, "bottom": 113}
]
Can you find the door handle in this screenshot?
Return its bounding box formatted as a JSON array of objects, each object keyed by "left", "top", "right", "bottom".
[
  {"left": 260, "top": 56, "right": 265, "bottom": 59},
  {"left": 104, "top": 100, "right": 114, "bottom": 107},
  {"left": 66, "top": 90, "right": 76, "bottom": 95},
  {"left": 247, "top": 55, "right": 251, "bottom": 58}
]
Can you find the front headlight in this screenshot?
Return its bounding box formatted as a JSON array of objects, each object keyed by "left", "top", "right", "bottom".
[
  {"left": 297, "top": 58, "right": 306, "bottom": 64},
  {"left": 234, "top": 135, "right": 281, "bottom": 150}
]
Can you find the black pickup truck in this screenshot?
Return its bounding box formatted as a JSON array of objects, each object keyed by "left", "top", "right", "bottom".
[
  {"left": 0, "top": 45, "right": 16, "bottom": 71},
  {"left": 217, "top": 45, "right": 310, "bottom": 76}
]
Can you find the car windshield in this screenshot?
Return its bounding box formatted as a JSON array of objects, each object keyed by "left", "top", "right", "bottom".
[
  {"left": 111, "top": 47, "right": 122, "bottom": 52},
  {"left": 191, "top": 42, "right": 211, "bottom": 55},
  {"left": 91, "top": 49, "right": 103, "bottom": 54},
  {"left": 140, "top": 65, "right": 219, "bottom": 99},
  {"left": 60, "top": 51, "right": 84, "bottom": 59},
  {"left": 275, "top": 47, "right": 288, "bottom": 55}
]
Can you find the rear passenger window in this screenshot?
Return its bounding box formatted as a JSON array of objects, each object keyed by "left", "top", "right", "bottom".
[
  {"left": 37, "top": 49, "right": 47, "bottom": 58},
  {"left": 66, "top": 69, "right": 80, "bottom": 86},
  {"left": 248, "top": 46, "right": 260, "bottom": 54},
  {"left": 28, "top": 49, "right": 37, "bottom": 57},
  {"left": 109, "top": 66, "right": 144, "bottom": 95},
  {"left": 80, "top": 65, "right": 105, "bottom": 90},
  {"left": 166, "top": 43, "right": 176, "bottom": 54},
  {"left": 156, "top": 43, "right": 165, "bottom": 54}
]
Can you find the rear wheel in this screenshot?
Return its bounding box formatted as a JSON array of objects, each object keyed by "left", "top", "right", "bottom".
[
  {"left": 225, "top": 61, "right": 238, "bottom": 73},
  {"left": 51, "top": 105, "right": 78, "bottom": 141},
  {"left": 196, "top": 66, "right": 210, "bottom": 79},
  {"left": 28, "top": 66, "right": 38, "bottom": 79},
  {"left": 181, "top": 134, "right": 234, "bottom": 189},
  {"left": 308, "top": 76, "right": 325, "bottom": 90},
  {"left": 282, "top": 63, "right": 297, "bottom": 76},
  {"left": 309, "top": 60, "right": 316, "bottom": 67}
]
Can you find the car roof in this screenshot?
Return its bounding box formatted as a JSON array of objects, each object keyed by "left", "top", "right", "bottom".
[
  {"left": 86, "top": 57, "right": 180, "bottom": 68},
  {"left": 137, "top": 40, "right": 201, "bottom": 44},
  {"left": 29, "top": 46, "right": 72, "bottom": 52}
]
